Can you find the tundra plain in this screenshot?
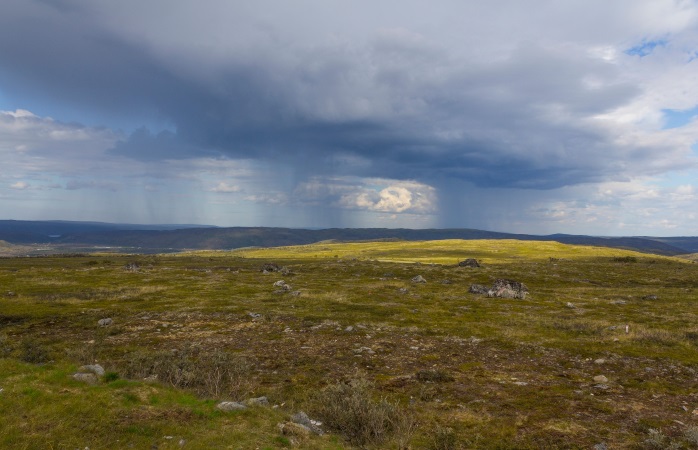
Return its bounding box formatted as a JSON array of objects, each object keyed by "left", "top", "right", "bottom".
[{"left": 1, "top": 239, "right": 697, "bottom": 449}]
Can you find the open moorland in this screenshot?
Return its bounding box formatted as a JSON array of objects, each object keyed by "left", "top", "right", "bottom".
[{"left": 1, "top": 239, "right": 697, "bottom": 449}]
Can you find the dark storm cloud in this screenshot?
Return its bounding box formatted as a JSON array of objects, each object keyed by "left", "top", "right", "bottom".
[{"left": 0, "top": 0, "right": 692, "bottom": 192}]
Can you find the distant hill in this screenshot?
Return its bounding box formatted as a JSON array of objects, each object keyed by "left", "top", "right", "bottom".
[
  {"left": 0, "top": 220, "right": 214, "bottom": 244},
  {"left": 645, "top": 237, "right": 698, "bottom": 254},
  {"left": 0, "top": 220, "right": 691, "bottom": 256}
]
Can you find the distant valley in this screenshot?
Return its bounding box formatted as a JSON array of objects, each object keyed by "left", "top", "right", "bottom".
[{"left": 0, "top": 220, "right": 696, "bottom": 256}]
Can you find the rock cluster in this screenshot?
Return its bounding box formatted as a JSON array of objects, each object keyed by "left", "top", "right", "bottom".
[
  {"left": 486, "top": 279, "right": 528, "bottom": 299},
  {"left": 469, "top": 279, "right": 528, "bottom": 299},
  {"left": 71, "top": 364, "right": 106, "bottom": 385},
  {"left": 261, "top": 263, "right": 290, "bottom": 275},
  {"left": 273, "top": 280, "right": 291, "bottom": 293}
]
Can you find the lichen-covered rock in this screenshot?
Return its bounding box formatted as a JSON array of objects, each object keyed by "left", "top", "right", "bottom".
[
  {"left": 468, "top": 284, "right": 489, "bottom": 294},
  {"left": 245, "top": 396, "right": 269, "bottom": 407},
  {"left": 411, "top": 275, "right": 426, "bottom": 284},
  {"left": 72, "top": 373, "right": 98, "bottom": 384},
  {"left": 486, "top": 279, "right": 528, "bottom": 299},
  {"left": 216, "top": 401, "right": 247, "bottom": 411},
  {"left": 78, "top": 364, "right": 105, "bottom": 377},
  {"left": 97, "top": 318, "right": 113, "bottom": 327}
]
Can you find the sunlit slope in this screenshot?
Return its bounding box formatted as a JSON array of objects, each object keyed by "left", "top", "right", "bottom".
[{"left": 228, "top": 238, "right": 685, "bottom": 265}]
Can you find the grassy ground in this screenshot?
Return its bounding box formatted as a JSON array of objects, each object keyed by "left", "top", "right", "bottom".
[{"left": 1, "top": 239, "right": 697, "bottom": 449}]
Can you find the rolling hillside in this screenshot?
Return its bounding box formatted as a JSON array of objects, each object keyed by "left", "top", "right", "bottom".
[{"left": 0, "top": 220, "right": 691, "bottom": 256}]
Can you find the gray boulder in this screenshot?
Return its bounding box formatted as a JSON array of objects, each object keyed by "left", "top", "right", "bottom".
[
  {"left": 411, "top": 275, "right": 426, "bottom": 284},
  {"left": 458, "top": 258, "right": 480, "bottom": 268},
  {"left": 97, "top": 318, "right": 113, "bottom": 327}
]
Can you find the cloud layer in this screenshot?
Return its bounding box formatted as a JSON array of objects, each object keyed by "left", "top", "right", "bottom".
[{"left": 1, "top": 0, "right": 697, "bottom": 233}]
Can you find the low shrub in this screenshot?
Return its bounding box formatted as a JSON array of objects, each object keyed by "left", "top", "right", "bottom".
[
  {"left": 314, "top": 378, "right": 417, "bottom": 447},
  {"left": 117, "top": 344, "right": 253, "bottom": 398},
  {"left": 612, "top": 256, "right": 638, "bottom": 263},
  {"left": 19, "top": 338, "right": 51, "bottom": 364}
]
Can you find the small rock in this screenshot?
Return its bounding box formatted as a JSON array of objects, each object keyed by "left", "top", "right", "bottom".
[
  {"left": 411, "top": 275, "right": 426, "bottom": 284},
  {"left": 273, "top": 280, "right": 287, "bottom": 287},
  {"left": 594, "top": 359, "right": 606, "bottom": 365},
  {"left": 124, "top": 262, "right": 140, "bottom": 271},
  {"left": 345, "top": 326, "right": 354, "bottom": 332},
  {"left": 290, "top": 290, "right": 302, "bottom": 297},
  {"left": 216, "top": 401, "right": 247, "bottom": 411},
  {"left": 593, "top": 384, "right": 609, "bottom": 390},
  {"left": 398, "top": 287, "right": 409, "bottom": 294},
  {"left": 97, "top": 318, "right": 113, "bottom": 327},
  {"left": 248, "top": 312, "right": 261, "bottom": 319},
  {"left": 566, "top": 302, "right": 576, "bottom": 309},
  {"left": 512, "top": 381, "right": 528, "bottom": 386},
  {"left": 458, "top": 258, "right": 480, "bottom": 268},
  {"left": 593, "top": 375, "right": 608, "bottom": 383},
  {"left": 594, "top": 443, "right": 608, "bottom": 450},
  {"left": 440, "top": 279, "right": 452, "bottom": 285},
  {"left": 642, "top": 294, "right": 658, "bottom": 300},
  {"left": 5, "top": 291, "right": 15, "bottom": 297},
  {"left": 291, "top": 411, "right": 323, "bottom": 435},
  {"left": 610, "top": 300, "right": 627, "bottom": 305},
  {"left": 353, "top": 346, "right": 375, "bottom": 355},
  {"left": 245, "top": 396, "right": 269, "bottom": 407},
  {"left": 72, "top": 373, "right": 98, "bottom": 385},
  {"left": 79, "top": 364, "right": 105, "bottom": 377},
  {"left": 261, "top": 263, "right": 281, "bottom": 272}
]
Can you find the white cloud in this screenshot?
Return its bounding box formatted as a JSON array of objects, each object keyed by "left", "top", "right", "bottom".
[
  {"left": 210, "top": 182, "right": 242, "bottom": 193},
  {"left": 293, "top": 176, "right": 436, "bottom": 214},
  {"left": 10, "top": 181, "right": 29, "bottom": 190}
]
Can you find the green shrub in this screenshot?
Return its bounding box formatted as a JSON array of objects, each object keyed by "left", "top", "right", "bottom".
[{"left": 104, "top": 371, "right": 120, "bottom": 382}]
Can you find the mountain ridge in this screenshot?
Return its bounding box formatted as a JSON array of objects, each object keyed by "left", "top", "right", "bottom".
[{"left": 0, "top": 220, "right": 693, "bottom": 256}]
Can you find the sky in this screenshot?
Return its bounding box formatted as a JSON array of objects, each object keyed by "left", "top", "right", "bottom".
[{"left": 1, "top": 0, "right": 698, "bottom": 235}]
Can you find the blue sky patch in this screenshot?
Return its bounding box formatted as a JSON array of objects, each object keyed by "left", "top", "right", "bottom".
[
  {"left": 662, "top": 106, "right": 698, "bottom": 129},
  {"left": 625, "top": 39, "right": 667, "bottom": 57}
]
